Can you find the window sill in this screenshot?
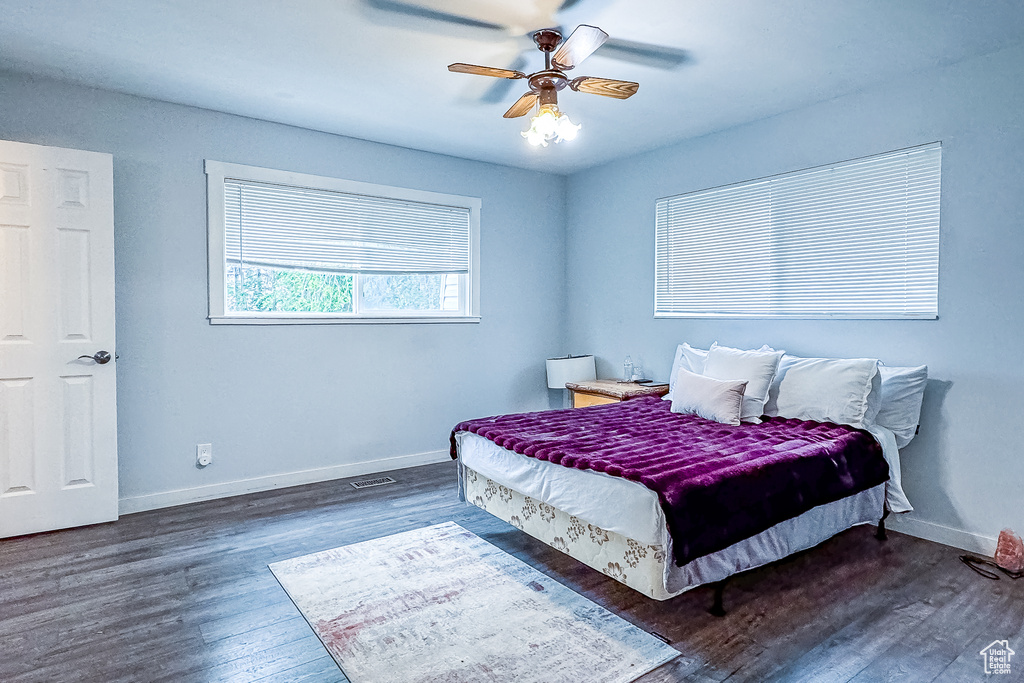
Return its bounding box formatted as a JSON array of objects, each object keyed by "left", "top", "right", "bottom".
[{"left": 208, "top": 315, "right": 481, "bottom": 325}]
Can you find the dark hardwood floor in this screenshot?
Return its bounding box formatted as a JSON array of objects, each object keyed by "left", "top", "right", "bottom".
[{"left": 1, "top": 461, "right": 1020, "bottom": 682}]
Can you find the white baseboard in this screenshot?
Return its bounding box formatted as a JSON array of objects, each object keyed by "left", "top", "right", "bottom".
[
  {"left": 118, "top": 449, "right": 452, "bottom": 515},
  {"left": 888, "top": 515, "right": 997, "bottom": 556}
]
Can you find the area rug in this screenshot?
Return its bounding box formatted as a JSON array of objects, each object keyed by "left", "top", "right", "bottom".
[{"left": 269, "top": 521, "right": 678, "bottom": 683}]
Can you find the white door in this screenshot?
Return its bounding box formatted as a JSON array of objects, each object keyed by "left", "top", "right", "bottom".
[{"left": 0, "top": 140, "right": 117, "bottom": 538}]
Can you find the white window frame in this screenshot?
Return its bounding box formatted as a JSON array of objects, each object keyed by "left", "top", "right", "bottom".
[
  {"left": 206, "top": 160, "right": 481, "bottom": 324},
  {"left": 654, "top": 143, "right": 941, "bottom": 319}
]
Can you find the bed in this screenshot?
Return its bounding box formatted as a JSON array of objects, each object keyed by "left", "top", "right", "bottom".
[{"left": 450, "top": 344, "right": 927, "bottom": 606}]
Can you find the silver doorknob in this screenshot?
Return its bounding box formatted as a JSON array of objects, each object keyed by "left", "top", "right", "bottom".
[{"left": 78, "top": 351, "right": 112, "bottom": 364}]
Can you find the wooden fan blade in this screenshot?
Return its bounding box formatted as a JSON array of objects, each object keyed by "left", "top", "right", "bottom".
[
  {"left": 504, "top": 92, "right": 538, "bottom": 118},
  {"left": 569, "top": 77, "right": 639, "bottom": 100},
  {"left": 552, "top": 25, "right": 608, "bottom": 70},
  {"left": 448, "top": 63, "right": 526, "bottom": 80}
]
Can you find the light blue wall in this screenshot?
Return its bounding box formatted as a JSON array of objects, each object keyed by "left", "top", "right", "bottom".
[
  {"left": 0, "top": 72, "right": 567, "bottom": 505},
  {"left": 564, "top": 43, "right": 1024, "bottom": 550}
]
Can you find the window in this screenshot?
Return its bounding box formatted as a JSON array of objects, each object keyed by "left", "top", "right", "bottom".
[
  {"left": 654, "top": 143, "right": 941, "bottom": 319},
  {"left": 206, "top": 161, "right": 480, "bottom": 324}
]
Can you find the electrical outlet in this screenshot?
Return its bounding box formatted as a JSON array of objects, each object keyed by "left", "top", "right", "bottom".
[{"left": 196, "top": 443, "right": 213, "bottom": 467}]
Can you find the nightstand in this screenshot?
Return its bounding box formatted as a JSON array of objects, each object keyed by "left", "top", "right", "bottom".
[{"left": 564, "top": 379, "right": 669, "bottom": 408}]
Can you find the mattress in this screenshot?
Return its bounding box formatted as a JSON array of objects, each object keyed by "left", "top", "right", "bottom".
[{"left": 457, "top": 431, "right": 667, "bottom": 545}]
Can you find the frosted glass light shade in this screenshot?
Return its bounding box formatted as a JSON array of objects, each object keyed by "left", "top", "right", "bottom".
[
  {"left": 522, "top": 104, "right": 581, "bottom": 147},
  {"left": 546, "top": 355, "right": 596, "bottom": 389}
]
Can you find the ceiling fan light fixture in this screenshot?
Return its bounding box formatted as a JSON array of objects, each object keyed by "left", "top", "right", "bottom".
[
  {"left": 450, "top": 25, "right": 636, "bottom": 147},
  {"left": 522, "top": 103, "right": 580, "bottom": 146}
]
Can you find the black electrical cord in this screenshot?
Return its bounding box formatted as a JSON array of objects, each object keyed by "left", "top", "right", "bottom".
[{"left": 959, "top": 554, "right": 1024, "bottom": 580}]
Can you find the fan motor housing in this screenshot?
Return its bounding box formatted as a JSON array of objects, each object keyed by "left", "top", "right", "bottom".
[
  {"left": 528, "top": 70, "right": 569, "bottom": 102},
  {"left": 533, "top": 29, "right": 562, "bottom": 53}
]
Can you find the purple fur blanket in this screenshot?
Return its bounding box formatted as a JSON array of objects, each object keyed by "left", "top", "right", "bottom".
[{"left": 451, "top": 396, "right": 888, "bottom": 566}]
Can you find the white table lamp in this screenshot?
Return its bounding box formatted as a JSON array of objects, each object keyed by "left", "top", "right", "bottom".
[{"left": 546, "top": 355, "right": 597, "bottom": 389}]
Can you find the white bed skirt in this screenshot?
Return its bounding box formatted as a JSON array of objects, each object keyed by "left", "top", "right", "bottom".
[{"left": 457, "top": 432, "right": 886, "bottom": 601}]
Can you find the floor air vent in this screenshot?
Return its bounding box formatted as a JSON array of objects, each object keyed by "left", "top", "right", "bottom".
[{"left": 350, "top": 476, "right": 397, "bottom": 490}]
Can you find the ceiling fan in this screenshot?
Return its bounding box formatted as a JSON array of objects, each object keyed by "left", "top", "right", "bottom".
[{"left": 448, "top": 25, "right": 639, "bottom": 145}]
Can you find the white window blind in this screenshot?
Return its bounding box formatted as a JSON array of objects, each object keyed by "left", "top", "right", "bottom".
[
  {"left": 224, "top": 179, "right": 471, "bottom": 274},
  {"left": 205, "top": 160, "right": 480, "bottom": 324},
  {"left": 655, "top": 143, "right": 941, "bottom": 319}
]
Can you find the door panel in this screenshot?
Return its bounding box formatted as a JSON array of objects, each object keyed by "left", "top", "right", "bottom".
[
  {"left": 61, "top": 374, "right": 95, "bottom": 487},
  {"left": 0, "top": 140, "right": 117, "bottom": 538},
  {"left": 0, "top": 377, "right": 36, "bottom": 494},
  {"left": 0, "top": 225, "right": 31, "bottom": 340},
  {"left": 57, "top": 228, "right": 93, "bottom": 340}
]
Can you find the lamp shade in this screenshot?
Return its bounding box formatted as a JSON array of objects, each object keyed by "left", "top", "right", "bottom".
[{"left": 546, "top": 355, "right": 596, "bottom": 389}]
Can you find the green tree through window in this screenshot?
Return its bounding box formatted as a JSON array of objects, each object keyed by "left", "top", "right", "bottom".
[{"left": 227, "top": 266, "right": 353, "bottom": 313}]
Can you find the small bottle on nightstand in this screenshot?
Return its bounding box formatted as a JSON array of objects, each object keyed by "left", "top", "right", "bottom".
[
  {"left": 623, "top": 356, "right": 633, "bottom": 381},
  {"left": 632, "top": 359, "right": 644, "bottom": 381}
]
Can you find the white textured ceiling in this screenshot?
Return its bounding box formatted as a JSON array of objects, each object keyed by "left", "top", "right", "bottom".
[{"left": 1, "top": 0, "right": 1022, "bottom": 174}]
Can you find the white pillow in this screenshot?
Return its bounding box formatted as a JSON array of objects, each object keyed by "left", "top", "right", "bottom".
[
  {"left": 876, "top": 365, "right": 928, "bottom": 448},
  {"left": 766, "top": 356, "right": 880, "bottom": 428},
  {"left": 703, "top": 343, "right": 784, "bottom": 422},
  {"left": 670, "top": 367, "right": 747, "bottom": 426},
  {"left": 664, "top": 343, "right": 709, "bottom": 401}
]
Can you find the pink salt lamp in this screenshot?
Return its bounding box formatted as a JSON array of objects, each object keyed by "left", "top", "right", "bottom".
[{"left": 994, "top": 528, "right": 1024, "bottom": 573}]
